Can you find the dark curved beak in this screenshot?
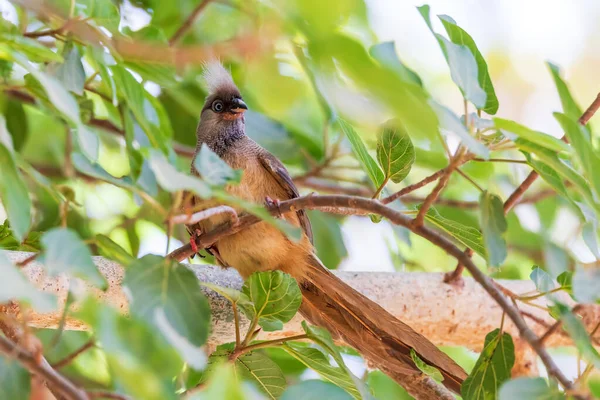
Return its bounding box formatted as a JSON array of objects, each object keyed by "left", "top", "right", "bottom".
[{"left": 230, "top": 98, "right": 248, "bottom": 114}]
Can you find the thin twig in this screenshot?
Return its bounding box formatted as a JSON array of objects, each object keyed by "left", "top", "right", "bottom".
[
  {"left": 230, "top": 334, "right": 309, "bottom": 360},
  {"left": 382, "top": 168, "right": 447, "bottom": 205},
  {"left": 170, "top": 205, "right": 239, "bottom": 225},
  {"left": 52, "top": 338, "right": 96, "bottom": 370},
  {"left": 169, "top": 0, "right": 214, "bottom": 46},
  {"left": 16, "top": 252, "right": 39, "bottom": 268},
  {"left": 456, "top": 168, "right": 484, "bottom": 192},
  {"left": 0, "top": 335, "right": 88, "bottom": 400},
  {"left": 473, "top": 158, "right": 529, "bottom": 164}
]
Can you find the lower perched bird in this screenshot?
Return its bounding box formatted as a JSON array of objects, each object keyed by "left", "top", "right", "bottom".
[{"left": 187, "top": 62, "right": 467, "bottom": 396}]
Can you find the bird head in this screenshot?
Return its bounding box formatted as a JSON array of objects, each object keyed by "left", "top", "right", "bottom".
[{"left": 200, "top": 61, "right": 247, "bottom": 122}]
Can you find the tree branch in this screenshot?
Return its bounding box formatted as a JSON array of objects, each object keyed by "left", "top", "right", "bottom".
[
  {"left": 0, "top": 335, "right": 89, "bottom": 400},
  {"left": 169, "top": 0, "right": 215, "bottom": 46}
]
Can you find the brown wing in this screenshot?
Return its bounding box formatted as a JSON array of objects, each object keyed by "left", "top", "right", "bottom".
[{"left": 258, "top": 152, "right": 313, "bottom": 244}]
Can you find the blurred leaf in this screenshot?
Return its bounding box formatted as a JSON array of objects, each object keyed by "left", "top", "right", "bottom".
[
  {"left": 523, "top": 153, "right": 568, "bottom": 198},
  {"left": 0, "top": 143, "right": 31, "bottom": 242},
  {"left": 307, "top": 211, "right": 347, "bottom": 269},
  {"left": 4, "top": 100, "right": 28, "bottom": 152},
  {"left": 543, "top": 241, "right": 569, "bottom": 279},
  {"left": 0, "top": 353, "right": 30, "bottom": 400},
  {"left": 461, "top": 329, "right": 515, "bottom": 400},
  {"left": 376, "top": 120, "right": 415, "bottom": 184},
  {"left": 38, "top": 228, "right": 106, "bottom": 288},
  {"left": 418, "top": 6, "right": 486, "bottom": 110},
  {"left": 14, "top": 53, "right": 80, "bottom": 124},
  {"left": 516, "top": 139, "right": 597, "bottom": 214},
  {"left": 95, "top": 234, "right": 135, "bottom": 266},
  {"left": 582, "top": 221, "right": 600, "bottom": 260},
  {"left": 0, "top": 34, "right": 63, "bottom": 63},
  {"left": 424, "top": 207, "right": 486, "bottom": 257},
  {"left": 438, "top": 14, "right": 498, "bottom": 114},
  {"left": 338, "top": 119, "right": 383, "bottom": 187},
  {"left": 236, "top": 351, "right": 286, "bottom": 398},
  {"left": 193, "top": 144, "right": 243, "bottom": 186},
  {"left": 430, "top": 101, "right": 489, "bottom": 159},
  {"left": 50, "top": 46, "right": 85, "bottom": 95},
  {"left": 547, "top": 63, "right": 582, "bottom": 120},
  {"left": 75, "top": 125, "right": 100, "bottom": 162},
  {"left": 370, "top": 42, "right": 422, "bottom": 87},
  {"left": 0, "top": 251, "right": 56, "bottom": 312},
  {"left": 556, "top": 271, "right": 573, "bottom": 298},
  {"left": 188, "top": 363, "right": 251, "bottom": 400},
  {"left": 123, "top": 255, "right": 211, "bottom": 369},
  {"left": 499, "top": 378, "right": 564, "bottom": 400},
  {"left": 111, "top": 66, "right": 169, "bottom": 152},
  {"left": 367, "top": 371, "right": 412, "bottom": 400},
  {"left": 76, "top": 298, "right": 181, "bottom": 400},
  {"left": 72, "top": 152, "right": 135, "bottom": 189},
  {"left": 240, "top": 271, "right": 302, "bottom": 332},
  {"left": 410, "top": 349, "right": 443, "bottom": 382},
  {"left": 557, "top": 304, "right": 600, "bottom": 369},
  {"left": 495, "top": 118, "right": 569, "bottom": 153},
  {"left": 282, "top": 380, "right": 353, "bottom": 400},
  {"left": 77, "top": 0, "right": 120, "bottom": 31},
  {"left": 554, "top": 112, "right": 600, "bottom": 197},
  {"left": 530, "top": 267, "right": 555, "bottom": 294},
  {"left": 283, "top": 344, "right": 361, "bottom": 399},
  {"left": 572, "top": 268, "right": 600, "bottom": 303},
  {"left": 148, "top": 150, "right": 212, "bottom": 198},
  {"left": 480, "top": 191, "right": 507, "bottom": 266}
]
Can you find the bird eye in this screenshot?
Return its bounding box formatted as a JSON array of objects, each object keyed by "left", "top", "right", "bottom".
[{"left": 212, "top": 100, "right": 224, "bottom": 112}]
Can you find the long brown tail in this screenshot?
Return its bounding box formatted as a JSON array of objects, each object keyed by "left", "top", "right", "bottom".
[{"left": 293, "top": 255, "right": 467, "bottom": 396}]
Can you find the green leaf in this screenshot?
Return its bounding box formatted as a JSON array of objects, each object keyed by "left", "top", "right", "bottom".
[
  {"left": 461, "top": 329, "right": 515, "bottom": 400},
  {"left": 418, "top": 6, "right": 487, "bottom": 110},
  {"left": 572, "top": 268, "right": 600, "bottom": 303},
  {"left": 523, "top": 153, "right": 568, "bottom": 197},
  {"left": 38, "top": 228, "right": 106, "bottom": 288},
  {"left": 1, "top": 34, "right": 63, "bottom": 63},
  {"left": 77, "top": 0, "right": 120, "bottom": 31},
  {"left": 72, "top": 153, "right": 135, "bottom": 190},
  {"left": 307, "top": 211, "right": 347, "bottom": 269},
  {"left": 50, "top": 46, "right": 85, "bottom": 95},
  {"left": 282, "top": 380, "right": 353, "bottom": 400},
  {"left": 76, "top": 298, "right": 181, "bottom": 400},
  {"left": 75, "top": 125, "right": 100, "bottom": 162},
  {"left": 480, "top": 191, "right": 507, "bottom": 266},
  {"left": 438, "top": 14, "right": 498, "bottom": 114},
  {"left": 111, "top": 66, "right": 169, "bottom": 152},
  {"left": 13, "top": 53, "right": 80, "bottom": 124},
  {"left": 123, "top": 255, "right": 211, "bottom": 369},
  {"left": 516, "top": 139, "right": 597, "bottom": 213},
  {"left": 558, "top": 304, "right": 600, "bottom": 369},
  {"left": 499, "top": 378, "right": 564, "bottom": 400},
  {"left": 494, "top": 118, "right": 570, "bottom": 153},
  {"left": 547, "top": 62, "right": 582, "bottom": 120},
  {"left": 236, "top": 351, "right": 286, "bottom": 399},
  {"left": 376, "top": 120, "right": 415, "bottom": 184},
  {"left": 338, "top": 118, "right": 384, "bottom": 187},
  {"left": 188, "top": 363, "right": 252, "bottom": 400},
  {"left": 95, "top": 234, "right": 135, "bottom": 266},
  {"left": 423, "top": 207, "right": 486, "bottom": 257},
  {"left": 367, "top": 371, "right": 412, "bottom": 400},
  {"left": 4, "top": 100, "right": 28, "bottom": 152},
  {"left": 410, "top": 348, "right": 443, "bottom": 382},
  {"left": 240, "top": 271, "right": 302, "bottom": 331},
  {"left": 554, "top": 112, "right": 600, "bottom": 197},
  {"left": 430, "top": 101, "right": 490, "bottom": 159},
  {"left": 0, "top": 143, "right": 31, "bottom": 242},
  {"left": 369, "top": 42, "right": 422, "bottom": 87},
  {"left": 283, "top": 344, "right": 361, "bottom": 399},
  {"left": 0, "top": 251, "right": 56, "bottom": 312},
  {"left": 582, "top": 221, "right": 600, "bottom": 260},
  {"left": 530, "top": 267, "right": 555, "bottom": 294},
  {"left": 193, "top": 144, "right": 243, "bottom": 186},
  {"left": 148, "top": 150, "right": 212, "bottom": 198},
  {"left": 0, "top": 353, "right": 30, "bottom": 400}
]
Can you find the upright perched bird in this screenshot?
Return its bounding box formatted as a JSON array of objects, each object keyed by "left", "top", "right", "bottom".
[{"left": 188, "top": 62, "right": 467, "bottom": 396}]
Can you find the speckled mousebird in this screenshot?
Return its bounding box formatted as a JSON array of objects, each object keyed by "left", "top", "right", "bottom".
[{"left": 186, "top": 62, "right": 467, "bottom": 395}]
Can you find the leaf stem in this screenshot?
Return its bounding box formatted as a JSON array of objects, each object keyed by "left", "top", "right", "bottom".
[
  {"left": 473, "top": 158, "right": 528, "bottom": 164},
  {"left": 231, "top": 334, "right": 309, "bottom": 360},
  {"left": 232, "top": 302, "right": 241, "bottom": 347},
  {"left": 456, "top": 168, "right": 484, "bottom": 192},
  {"left": 372, "top": 177, "right": 389, "bottom": 199}
]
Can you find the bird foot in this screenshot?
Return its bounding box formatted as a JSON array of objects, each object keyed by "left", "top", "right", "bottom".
[
  {"left": 265, "top": 196, "right": 282, "bottom": 217},
  {"left": 189, "top": 229, "right": 203, "bottom": 254}
]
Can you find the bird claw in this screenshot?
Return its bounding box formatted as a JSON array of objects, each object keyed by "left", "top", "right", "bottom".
[
  {"left": 189, "top": 229, "right": 203, "bottom": 254},
  {"left": 265, "top": 196, "right": 282, "bottom": 218}
]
